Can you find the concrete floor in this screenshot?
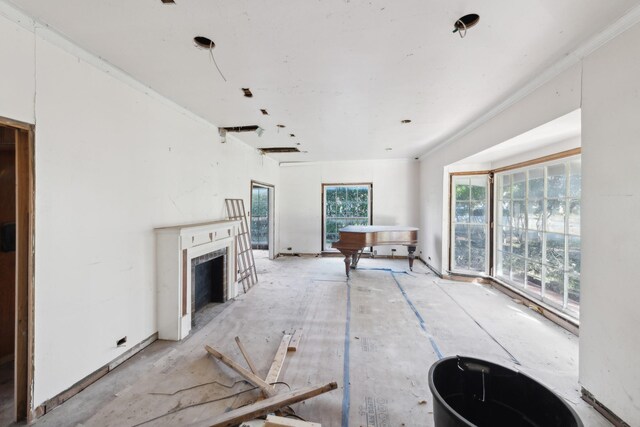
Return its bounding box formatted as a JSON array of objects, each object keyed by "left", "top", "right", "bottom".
[{"left": 8, "top": 254, "right": 610, "bottom": 426}]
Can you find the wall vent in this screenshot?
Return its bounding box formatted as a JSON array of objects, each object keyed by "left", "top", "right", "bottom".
[{"left": 259, "top": 147, "right": 301, "bottom": 154}]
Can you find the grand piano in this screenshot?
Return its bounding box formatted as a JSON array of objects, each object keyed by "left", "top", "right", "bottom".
[{"left": 331, "top": 225, "right": 419, "bottom": 277}]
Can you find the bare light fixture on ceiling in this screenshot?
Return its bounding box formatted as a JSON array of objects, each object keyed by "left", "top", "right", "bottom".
[
  {"left": 453, "top": 14, "right": 480, "bottom": 38},
  {"left": 401, "top": 119, "right": 412, "bottom": 124}
]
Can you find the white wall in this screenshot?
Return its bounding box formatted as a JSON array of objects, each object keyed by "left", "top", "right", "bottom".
[
  {"left": 580, "top": 22, "right": 640, "bottom": 425},
  {"left": 0, "top": 10, "right": 279, "bottom": 407},
  {"left": 0, "top": 7, "right": 34, "bottom": 123},
  {"left": 419, "top": 20, "right": 640, "bottom": 425},
  {"left": 279, "top": 159, "right": 419, "bottom": 255},
  {"left": 489, "top": 135, "right": 581, "bottom": 170},
  {"left": 419, "top": 64, "right": 581, "bottom": 274}
]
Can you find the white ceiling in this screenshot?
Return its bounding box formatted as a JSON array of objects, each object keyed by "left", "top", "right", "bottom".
[{"left": 7, "top": 0, "right": 639, "bottom": 161}]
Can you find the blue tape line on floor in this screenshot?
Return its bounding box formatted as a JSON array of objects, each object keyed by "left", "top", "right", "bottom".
[
  {"left": 390, "top": 272, "right": 444, "bottom": 360},
  {"left": 355, "top": 267, "right": 409, "bottom": 274},
  {"left": 342, "top": 278, "right": 351, "bottom": 427}
]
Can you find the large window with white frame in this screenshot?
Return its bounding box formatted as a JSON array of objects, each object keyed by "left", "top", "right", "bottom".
[
  {"left": 495, "top": 156, "right": 581, "bottom": 317},
  {"left": 323, "top": 184, "right": 372, "bottom": 251},
  {"left": 451, "top": 175, "right": 490, "bottom": 274}
]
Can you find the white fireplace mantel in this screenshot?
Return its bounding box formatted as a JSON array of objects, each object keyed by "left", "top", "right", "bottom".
[{"left": 155, "top": 220, "right": 240, "bottom": 340}]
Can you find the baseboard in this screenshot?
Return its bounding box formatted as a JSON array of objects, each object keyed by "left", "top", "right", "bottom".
[
  {"left": 581, "top": 387, "right": 630, "bottom": 427},
  {"left": 35, "top": 332, "right": 158, "bottom": 418},
  {"left": 417, "top": 257, "right": 443, "bottom": 277}
]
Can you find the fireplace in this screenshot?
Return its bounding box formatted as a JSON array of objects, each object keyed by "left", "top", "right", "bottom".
[
  {"left": 191, "top": 249, "right": 226, "bottom": 316},
  {"left": 155, "top": 220, "right": 239, "bottom": 340}
]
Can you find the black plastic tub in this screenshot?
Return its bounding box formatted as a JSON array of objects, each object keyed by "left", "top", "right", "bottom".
[{"left": 428, "top": 356, "right": 583, "bottom": 427}]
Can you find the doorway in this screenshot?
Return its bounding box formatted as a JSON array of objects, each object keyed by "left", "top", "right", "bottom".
[
  {"left": 0, "top": 119, "right": 34, "bottom": 424},
  {"left": 250, "top": 181, "right": 275, "bottom": 259}
]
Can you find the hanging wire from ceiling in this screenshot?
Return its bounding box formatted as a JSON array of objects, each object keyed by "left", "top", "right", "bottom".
[
  {"left": 208, "top": 40, "right": 227, "bottom": 82},
  {"left": 455, "top": 20, "right": 467, "bottom": 38}
]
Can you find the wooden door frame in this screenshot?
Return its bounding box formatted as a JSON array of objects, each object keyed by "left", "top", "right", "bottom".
[
  {"left": 250, "top": 180, "right": 275, "bottom": 259},
  {"left": 1, "top": 116, "right": 35, "bottom": 423}
]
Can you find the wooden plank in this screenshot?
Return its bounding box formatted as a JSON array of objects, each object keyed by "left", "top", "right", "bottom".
[
  {"left": 287, "top": 329, "right": 303, "bottom": 352},
  {"left": 265, "top": 335, "right": 292, "bottom": 385},
  {"left": 205, "top": 345, "right": 275, "bottom": 397},
  {"left": 234, "top": 336, "right": 260, "bottom": 376},
  {"left": 265, "top": 415, "right": 321, "bottom": 427},
  {"left": 186, "top": 382, "right": 337, "bottom": 427}
]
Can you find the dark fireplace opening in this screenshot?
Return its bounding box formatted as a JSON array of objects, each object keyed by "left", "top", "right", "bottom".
[
  {"left": 194, "top": 256, "right": 224, "bottom": 312},
  {"left": 191, "top": 249, "right": 228, "bottom": 328}
]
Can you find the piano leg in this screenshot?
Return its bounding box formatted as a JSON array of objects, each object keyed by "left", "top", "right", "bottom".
[
  {"left": 337, "top": 248, "right": 360, "bottom": 278},
  {"left": 352, "top": 248, "right": 364, "bottom": 268},
  {"left": 407, "top": 245, "right": 416, "bottom": 271},
  {"left": 344, "top": 256, "right": 351, "bottom": 277}
]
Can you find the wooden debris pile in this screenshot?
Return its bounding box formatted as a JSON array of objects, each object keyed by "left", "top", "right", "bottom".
[{"left": 189, "top": 331, "right": 335, "bottom": 427}]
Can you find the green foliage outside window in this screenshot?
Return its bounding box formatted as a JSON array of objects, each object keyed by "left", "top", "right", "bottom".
[
  {"left": 496, "top": 158, "right": 581, "bottom": 317},
  {"left": 324, "top": 185, "right": 370, "bottom": 250},
  {"left": 251, "top": 187, "right": 269, "bottom": 249}
]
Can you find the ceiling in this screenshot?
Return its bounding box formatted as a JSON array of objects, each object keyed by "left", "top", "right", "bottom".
[{"left": 6, "top": 0, "right": 639, "bottom": 162}]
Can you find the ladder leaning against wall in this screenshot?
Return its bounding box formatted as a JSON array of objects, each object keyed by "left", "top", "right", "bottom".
[{"left": 225, "top": 198, "right": 258, "bottom": 292}]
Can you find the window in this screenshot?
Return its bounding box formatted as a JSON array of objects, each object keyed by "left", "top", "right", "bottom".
[
  {"left": 451, "top": 175, "right": 490, "bottom": 274},
  {"left": 496, "top": 157, "right": 581, "bottom": 316},
  {"left": 323, "top": 184, "right": 372, "bottom": 251}
]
